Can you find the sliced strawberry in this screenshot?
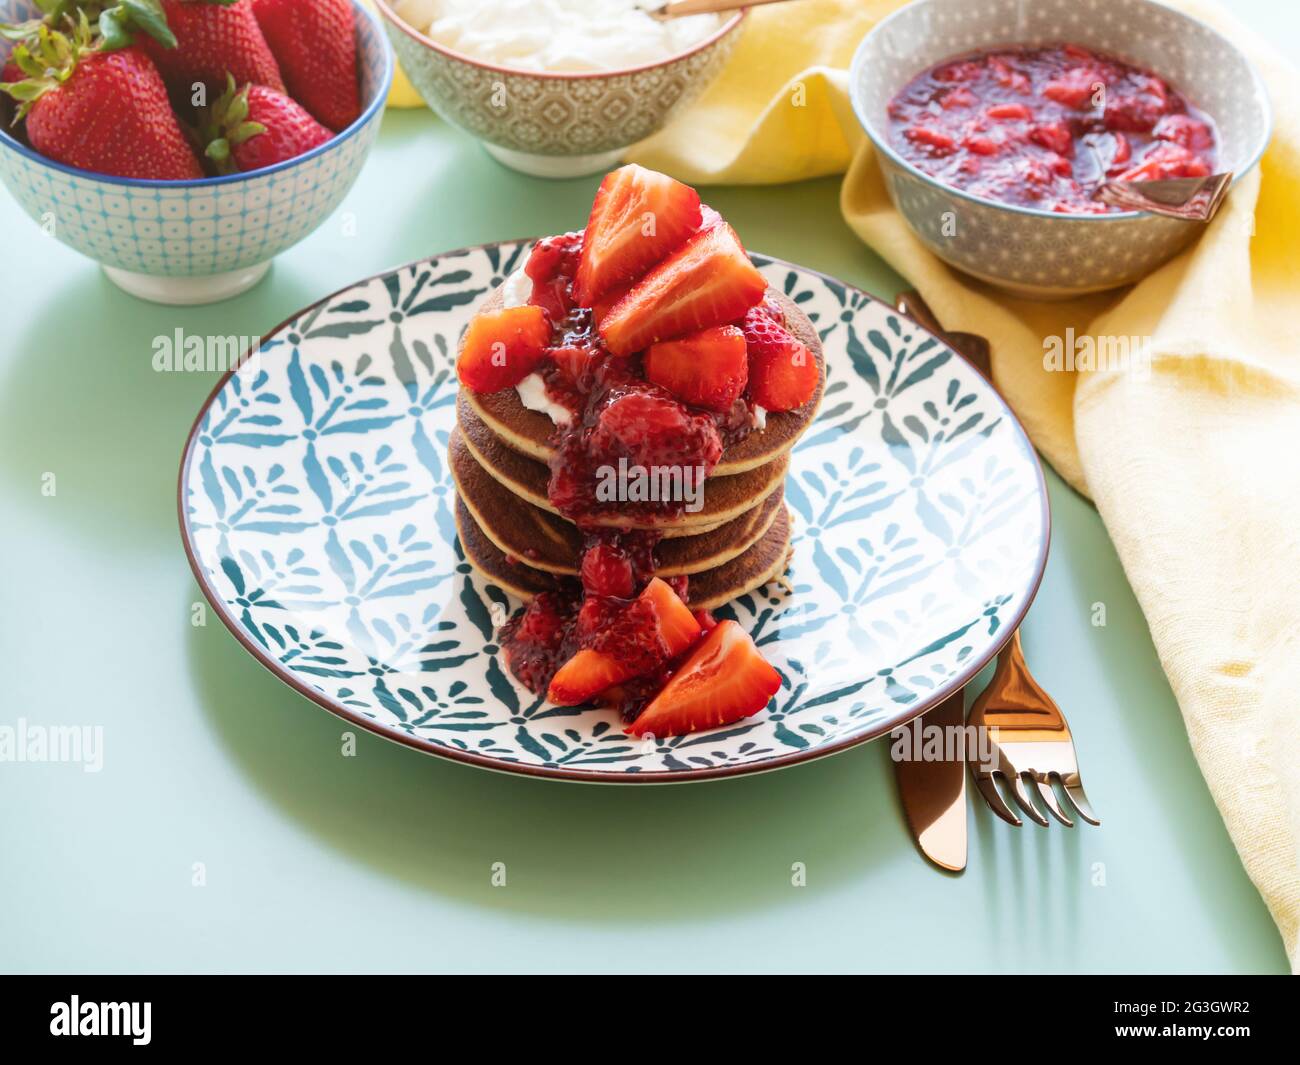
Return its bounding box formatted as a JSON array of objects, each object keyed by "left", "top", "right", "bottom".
[
  {"left": 1029, "top": 121, "right": 1073, "bottom": 156},
  {"left": 626, "top": 620, "right": 780, "bottom": 737},
  {"left": 549, "top": 344, "right": 602, "bottom": 390},
  {"left": 903, "top": 125, "right": 956, "bottom": 153},
  {"left": 457, "top": 306, "right": 550, "bottom": 393},
  {"left": 548, "top": 579, "right": 700, "bottom": 705},
  {"left": 580, "top": 542, "right": 634, "bottom": 599},
  {"left": 573, "top": 164, "right": 702, "bottom": 307},
  {"left": 940, "top": 86, "right": 976, "bottom": 109},
  {"left": 1153, "top": 113, "right": 1215, "bottom": 151},
  {"left": 591, "top": 282, "right": 631, "bottom": 327},
  {"left": 590, "top": 389, "right": 722, "bottom": 474},
  {"left": 741, "top": 306, "right": 818, "bottom": 412},
  {"left": 644, "top": 325, "right": 748, "bottom": 413},
  {"left": 1115, "top": 142, "right": 1210, "bottom": 182},
  {"left": 598, "top": 222, "right": 767, "bottom": 356},
  {"left": 1042, "top": 68, "right": 1100, "bottom": 110},
  {"left": 986, "top": 102, "right": 1032, "bottom": 121}
]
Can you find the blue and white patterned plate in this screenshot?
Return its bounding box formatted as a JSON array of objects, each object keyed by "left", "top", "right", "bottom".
[{"left": 179, "top": 245, "right": 1049, "bottom": 783}]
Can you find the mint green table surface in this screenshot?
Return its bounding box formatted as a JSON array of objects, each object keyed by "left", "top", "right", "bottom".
[{"left": 1, "top": 6, "right": 1292, "bottom": 973}]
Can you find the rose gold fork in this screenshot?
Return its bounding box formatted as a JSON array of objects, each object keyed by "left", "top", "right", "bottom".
[{"left": 968, "top": 630, "right": 1100, "bottom": 828}]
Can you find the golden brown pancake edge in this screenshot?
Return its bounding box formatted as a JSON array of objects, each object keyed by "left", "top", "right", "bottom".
[
  {"left": 453, "top": 398, "right": 790, "bottom": 534},
  {"left": 455, "top": 496, "right": 794, "bottom": 612}
]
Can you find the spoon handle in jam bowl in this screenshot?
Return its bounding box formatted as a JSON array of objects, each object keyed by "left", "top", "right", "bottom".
[
  {"left": 650, "top": 0, "right": 798, "bottom": 20},
  {"left": 1095, "top": 172, "right": 1234, "bottom": 223}
]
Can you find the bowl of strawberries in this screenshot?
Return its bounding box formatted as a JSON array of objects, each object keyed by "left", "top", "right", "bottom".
[{"left": 0, "top": 0, "right": 393, "bottom": 304}]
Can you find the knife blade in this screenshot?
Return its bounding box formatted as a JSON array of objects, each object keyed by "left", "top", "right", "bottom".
[
  {"left": 891, "top": 290, "right": 976, "bottom": 873},
  {"left": 892, "top": 689, "right": 968, "bottom": 872}
]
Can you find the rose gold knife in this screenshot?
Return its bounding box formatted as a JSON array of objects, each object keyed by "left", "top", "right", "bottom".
[
  {"left": 892, "top": 689, "right": 968, "bottom": 872},
  {"left": 888, "top": 291, "right": 988, "bottom": 873}
]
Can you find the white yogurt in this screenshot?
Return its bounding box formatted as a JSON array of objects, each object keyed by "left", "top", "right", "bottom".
[
  {"left": 515, "top": 372, "right": 573, "bottom": 426},
  {"left": 751, "top": 404, "right": 768, "bottom": 431},
  {"left": 400, "top": 0, "right": 723, "bottom": 74},
  {"left": 498, "top": 264, "right": 534, "bottom": 309}
]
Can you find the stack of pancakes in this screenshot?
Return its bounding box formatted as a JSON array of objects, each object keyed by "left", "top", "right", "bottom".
[{"left": 450, "top": 287, "right": 825, "bottom": 611}]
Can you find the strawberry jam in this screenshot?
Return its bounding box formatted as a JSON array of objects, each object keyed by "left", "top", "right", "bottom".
[
  {"left": 497, "top": 590, "right": 579, "bottom": 695},
  {"left": 497, "top": 227, "right": 743, "bottom": 710},
  {"left": 485, "top": 172, "right": 790, "bottom": 731},
  {"left": 887, "top": 44, "right": 1218, "bottom": 213}
]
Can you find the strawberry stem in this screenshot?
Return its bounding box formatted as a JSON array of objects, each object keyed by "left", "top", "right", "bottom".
[{"left": 197, "top": 73, "right": 266, "bottom": 175}]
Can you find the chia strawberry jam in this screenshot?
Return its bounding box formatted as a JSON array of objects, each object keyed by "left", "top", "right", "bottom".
[
  {"left": 457, "top": 166, "right": 801, "bottom": 735},
  {"left": 888, "top": 44, "right": 1218, "bottom": 214},
  {"left": 499, "top": 225, "right": 719, "bottom": 718}
]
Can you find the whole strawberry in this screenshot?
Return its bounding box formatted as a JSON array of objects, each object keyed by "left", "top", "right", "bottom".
[
  {"left": 2, "top": 22, "right": 203, "bottom": 179},
  {"left": 199, "top": 72, "right": 330, "bottom": 173},
  {"left": 251, "top": 0, "right": 359, "bottom": 132},
  {"left": 140, "top": 0, "right": 284, "bottom": 100}
]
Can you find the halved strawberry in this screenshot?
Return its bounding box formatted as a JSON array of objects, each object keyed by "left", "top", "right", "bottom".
[
  {"left": 598, "top": 223, "right": 767, "bottom": 356},
  {"left": 573, "top": 164, "right": 702, "bottom": 307},
  {"left": 591, "top": 282, "right": 631, "bottom": 327},
  {"left": 644, "top": 325, "right": 748, "bottom": 413},
  {"left": 457, "top": 306, "right": 550, "bottom": 393},
  {"left": 548, "top": 578, "right": 700, "bottom": 706},
  {"left": 625, "top": 620, "right": 780, "bottom": 737},
  {"left": 740, "top": 306, "right": 818, "bottom": 412}
]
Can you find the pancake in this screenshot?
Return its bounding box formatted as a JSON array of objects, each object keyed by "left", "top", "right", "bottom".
[
  {"left": 454, "top": 396, "right": 789, "bottom": 534},
  {"left": 461, "top": 285, "right": 825, "bottom": 476},
  {"left": 455, "top": 496, "right": 793, "bottom": 612},
  {"left": 451, "top": 424, "right": 786, "bottom": 576}
]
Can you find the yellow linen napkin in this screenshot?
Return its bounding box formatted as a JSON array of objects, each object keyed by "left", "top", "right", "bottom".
[{"left": 627, "top": 0, "right": 1300, "bottom": 969}]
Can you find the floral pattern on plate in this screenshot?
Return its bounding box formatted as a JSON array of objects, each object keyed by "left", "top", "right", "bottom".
[{"left": 180, "top": 244, "right": 1049, "bottom": 782}]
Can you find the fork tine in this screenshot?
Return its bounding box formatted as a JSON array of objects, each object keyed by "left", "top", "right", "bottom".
[
  {"left": 1034, "top": 778, "right": 1074, "bottom": 827},
  {"left": 1060, "top": 776, "right": 1101, "bottom": 826},
  {"left": 974, "top": 772, "right": 1022, "bottom": 826},
  {"left": 1004, "top": 772, "right": 1050, "bottom": 827}
]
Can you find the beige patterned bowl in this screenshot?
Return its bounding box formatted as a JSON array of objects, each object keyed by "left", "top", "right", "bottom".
[
  {"left": 374, "top": 0, "right": 745, "bottom": 178},
  {"left": 850, "top": 0, "right": 1271, "bottom": 298}
]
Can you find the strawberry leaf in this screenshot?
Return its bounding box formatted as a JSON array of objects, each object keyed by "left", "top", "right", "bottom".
[
  {"left": 97, "top": 7, "right": 133, "bottom": 49},
  {"left": 0, "top": 19, "right": 47, "bottom": 42},
  {"left": 229, "top": 120, "right": 265, "bottom": 147},
  {"left": 116, "top": 0, "right": 175, "bottom": 47},
  {"left": 97, "top": 0, "right": 176, "bottom": 52}
]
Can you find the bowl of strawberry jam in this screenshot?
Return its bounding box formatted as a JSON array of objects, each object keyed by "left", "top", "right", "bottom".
[{"left": 849, "top": 0, "right": 1270, "bottom": 298}]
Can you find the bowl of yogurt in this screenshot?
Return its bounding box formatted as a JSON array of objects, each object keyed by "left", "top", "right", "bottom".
[{"left": 375, "top": 0, "right": 746, "bottom": 177}]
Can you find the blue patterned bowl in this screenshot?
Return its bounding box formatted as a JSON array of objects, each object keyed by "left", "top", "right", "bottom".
[
  {"left": 850, "top": 0, "right": 1271, "bottom": 298},
  {"left": 0, "top": 0, "right": 393, "bottom": 305}
]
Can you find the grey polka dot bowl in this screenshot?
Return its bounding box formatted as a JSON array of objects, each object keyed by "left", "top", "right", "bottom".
[
  {"left": 0, "top": 0, "right": 394, "bottom": 306},
  {"left": 374, "top": 0, "right": 744, "bottom": 179},
  {"left": 850, "top": 0, "right": 1271, "bottom": 299}
]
